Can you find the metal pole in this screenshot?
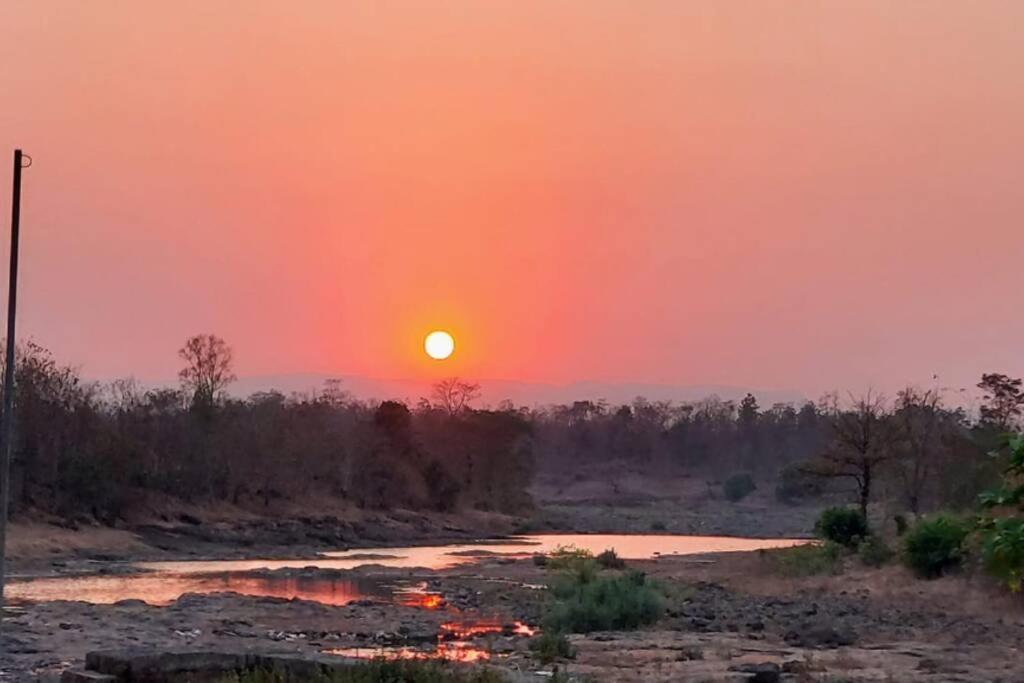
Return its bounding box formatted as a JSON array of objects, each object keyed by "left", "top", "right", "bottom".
[{"left": 0, "top": 149, "right": 25, "bottom": 613}]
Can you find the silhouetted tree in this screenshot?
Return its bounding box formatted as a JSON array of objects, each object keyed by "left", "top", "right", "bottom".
[
  {"left": 178, "top": 334, "right": 235, "bottom": 409},
  {"left": 807, "top": 392, "right": 899, "bottom": 519},
  {"left": 431, "top": 378, "right": 481, "bottom": 415},
  {"left": 978, "top": 373, "right": 1024, "bottom": 431}
]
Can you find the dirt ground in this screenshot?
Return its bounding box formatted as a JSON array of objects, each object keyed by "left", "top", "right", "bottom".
[
  {"left": 4, "top": 545, "right": 1024, "bottom": 682},
  {"left": 4, "top": 480, "right": 1022, "bottom": 682}
]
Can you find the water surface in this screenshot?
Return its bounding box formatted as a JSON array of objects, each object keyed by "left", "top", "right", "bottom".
[{"left": 9, "top": 533, "right": 803, "bottom": 605}]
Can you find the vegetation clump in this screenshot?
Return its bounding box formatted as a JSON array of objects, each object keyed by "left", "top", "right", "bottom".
[
  {"left": 772, "top": 542, "right": 843, "bottom": 577},
  {"left": 903, "top": 514, "right": 969, "bottom": 578},
  {"left": 978, "top": 434, "right": 1024, "bottom": 590},
  {"left": 815, "top": 507, "right": 869, "bottom": 548},
  {"left": 544, "top": 568, "right": 663, "bottom": 633},
  {"left": 595, "top": 548, "right": 626, "bottom": 569},
  {"left": 723, "top": 473, "right": 756, "bottom": 502},
  {"left": 528, "top": 631, "right": 576, "bottom": 664},
  {"left": 218, "top": 660, "right": 508, "bottom": 682},
  {"left": 545, "top": 545, "right": 595, "bottom": 572},
  {"left": 775, "top": 464, "right": 824, "bottom": 504},
  {"left": 857, "top": 535, "right": 893, "bottom": 567}
]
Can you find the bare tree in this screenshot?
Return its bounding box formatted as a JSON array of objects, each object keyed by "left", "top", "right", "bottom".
[
  {"left": 806, "top": 391, "right": 899, "bottom": 519},
  {"left": 893, "top": 387, "right": 948, "bottom": 514},
  {"left": 431, "top": 378, "right": 481, "bottom": 415},
  {"left": 178, "top": 334, "right": 235, "bottom": 408}
]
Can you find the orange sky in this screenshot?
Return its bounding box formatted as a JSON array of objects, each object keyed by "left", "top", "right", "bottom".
[{"left": 0, "top": 1, "right": 1022, "bottom": 397}]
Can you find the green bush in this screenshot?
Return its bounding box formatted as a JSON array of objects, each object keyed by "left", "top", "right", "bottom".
[
  {"left": 858, "top": 535, "right": 894, "bottom": 567},
  {"left": 903, "top": 515, "right": 969, "bottom": 578},
  {"left": 528, "top": 631, "right": 576, "bottom": 664},
  {"left": 546, "top": 545, "right": 594, "bottom": 572},
  {"left": 980, "top": 517, "right": 1024, "bottom": 591},
  {"left": 978, "top": 434, "right": 1024, "bottom": 591},
  {"left": 815, "top": 507, "right": 869, "bottom": 547},
  {"left": 723, "top": 473, "right": 756, "bottom": 502},
  {"left": 545, "top": 569, "right": 663, "bottom": 633},
  {"left": 772, "top": 542, "right": 843, "bottom": 577},
  {"left": 595, "top": 548, "right": 626, "bottom": 570}
]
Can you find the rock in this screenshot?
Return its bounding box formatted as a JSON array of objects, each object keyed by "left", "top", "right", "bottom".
[
  {"left": 731, "top": 662, "right": 781, "bottom": 683},
  {"left": 784, "top": 619, "right": 856, "bottom": 648},
  {"left": 60, "top": 670, "right": 117, "bottom": 682}
]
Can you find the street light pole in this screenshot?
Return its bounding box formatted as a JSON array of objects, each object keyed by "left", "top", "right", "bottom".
[{"left": 0, "top": 149, "right": 28, "bottom": 613}]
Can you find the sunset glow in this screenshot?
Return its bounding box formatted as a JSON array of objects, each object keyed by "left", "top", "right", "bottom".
[{"left": 0, "top": 1, "right": 1021, "bottom": 396}]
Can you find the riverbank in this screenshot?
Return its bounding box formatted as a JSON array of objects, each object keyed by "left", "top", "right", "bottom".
[
  {"left": 7, "top": 472, "right": 824, "bottom": 578},
  {"left": 5, "top": 547, "right": 1024, "bottom": 681}
]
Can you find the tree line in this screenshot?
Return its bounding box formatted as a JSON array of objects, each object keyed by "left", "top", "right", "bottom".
[{"left": 5, "top": 334, "right": 1021, "bottom": 524}]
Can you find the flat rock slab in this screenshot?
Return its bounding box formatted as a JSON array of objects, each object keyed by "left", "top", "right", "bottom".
[{"left": 78, "top": 649, "right": 364, "bottom": 682}]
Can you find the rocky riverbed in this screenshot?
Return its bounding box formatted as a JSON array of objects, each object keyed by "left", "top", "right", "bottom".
[{"left": 4, "top": 548, "right": 1024, "bottom": 682}]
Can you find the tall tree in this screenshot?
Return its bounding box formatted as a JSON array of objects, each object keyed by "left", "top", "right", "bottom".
[
  {"left": 808, "top": 392, "right": 899, "bottom": 519},
  {"left": 978, "top": 373, "right": 1024, "bottom": 431},
  {"left": 178, "top": 334, "right": 235, "bottom": 409},
  {"left": 893, "top": 387, "right": 948, "bottom": 514}
]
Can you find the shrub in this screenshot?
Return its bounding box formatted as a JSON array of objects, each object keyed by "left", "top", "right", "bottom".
[
  {"left": 723, "top": 473, "right": 756, "bottom": 502},
  {"left": 903, "top": 515, "right": 969, "bottom": 578},
  {"left": 545, "top": 570, "right": 663, "bottom": 633},
  {"left": 980, "top": 517, "right": 1024, "bottom": 591},
  {"left": 528, "top": 631, "right": 575, "bottom": 663},
  {"left": 595, "top": 548, "right": 626, "bottom": 570},
  {"left": 858, "top": 535, "right": 893, "bottom": 568},
  {"left": 775, "top": 464, "right": 824, "bottom": 503},
  {"left": 546, "top": 545, "right": 595, "bottom": 574},
  {"left": 978, "top": 434, "right": 1024, "bottom": 591},
  {"left": 815, "top": 507, "right": 869, "bottom": 547},
  {"left": 772, "top": 542, "right": 843, "bottom": 577}
]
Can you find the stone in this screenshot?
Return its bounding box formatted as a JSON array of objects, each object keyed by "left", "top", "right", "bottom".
[{"left": 60, "top": 671, "right": 117, "bottom": 683}]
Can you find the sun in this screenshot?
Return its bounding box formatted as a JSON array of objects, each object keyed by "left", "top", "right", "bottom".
[{"left": 424, "top": 330, "right": 455, "bottom": 360}]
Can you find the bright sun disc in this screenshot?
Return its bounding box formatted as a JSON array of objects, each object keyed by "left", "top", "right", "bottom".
[{"left": 424, "top": 331, "right": 455, "bottom": 360}]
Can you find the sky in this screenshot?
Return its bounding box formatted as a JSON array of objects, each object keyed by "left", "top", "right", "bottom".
[{"left": 0, "top": 1, "right": 1022, "bottom": 401}]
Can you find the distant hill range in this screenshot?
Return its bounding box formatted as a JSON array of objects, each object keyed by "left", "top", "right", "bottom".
[{"left": 227, "top": 374, "right": 805, "bottom": 408}]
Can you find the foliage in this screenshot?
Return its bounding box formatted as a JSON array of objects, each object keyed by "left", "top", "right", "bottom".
[
  {"left": 546, "top": 546, "right": 595, "bottom": 573},
  {"left": 978, "top": 434, "right": 1024, "bottom": 590},
  {"left": 529, "top": 631, "right": 576, "bottom": 664},
  {"left": 815, "top": 507, "right": 869, "bottom": 548},
  {"left": 595, "top": 548, "right": 626, "bottom": 570},
  {"left": 722, "top": 473, "right": 756, "bottom": 502},
  {"left": 980, "top": 517, "right": 1024, "bottom": 591},
  {"left": 775, "top": 463, "right": 824, "bottom": 503},
  {"left": 772, "top": 542, "right": 843, "bottom": 577},
  {"left": 903, "top": 515, "right": 969, "bottom": 578},
  {"left": 544, "top": 569, "right": 663, "bottom": 633},
  {"left": 857, "top": 535, "right": 893, "bottom": 567},
  {"left": 977, "top": 374, "right": 1024, "bottom": 431}
]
